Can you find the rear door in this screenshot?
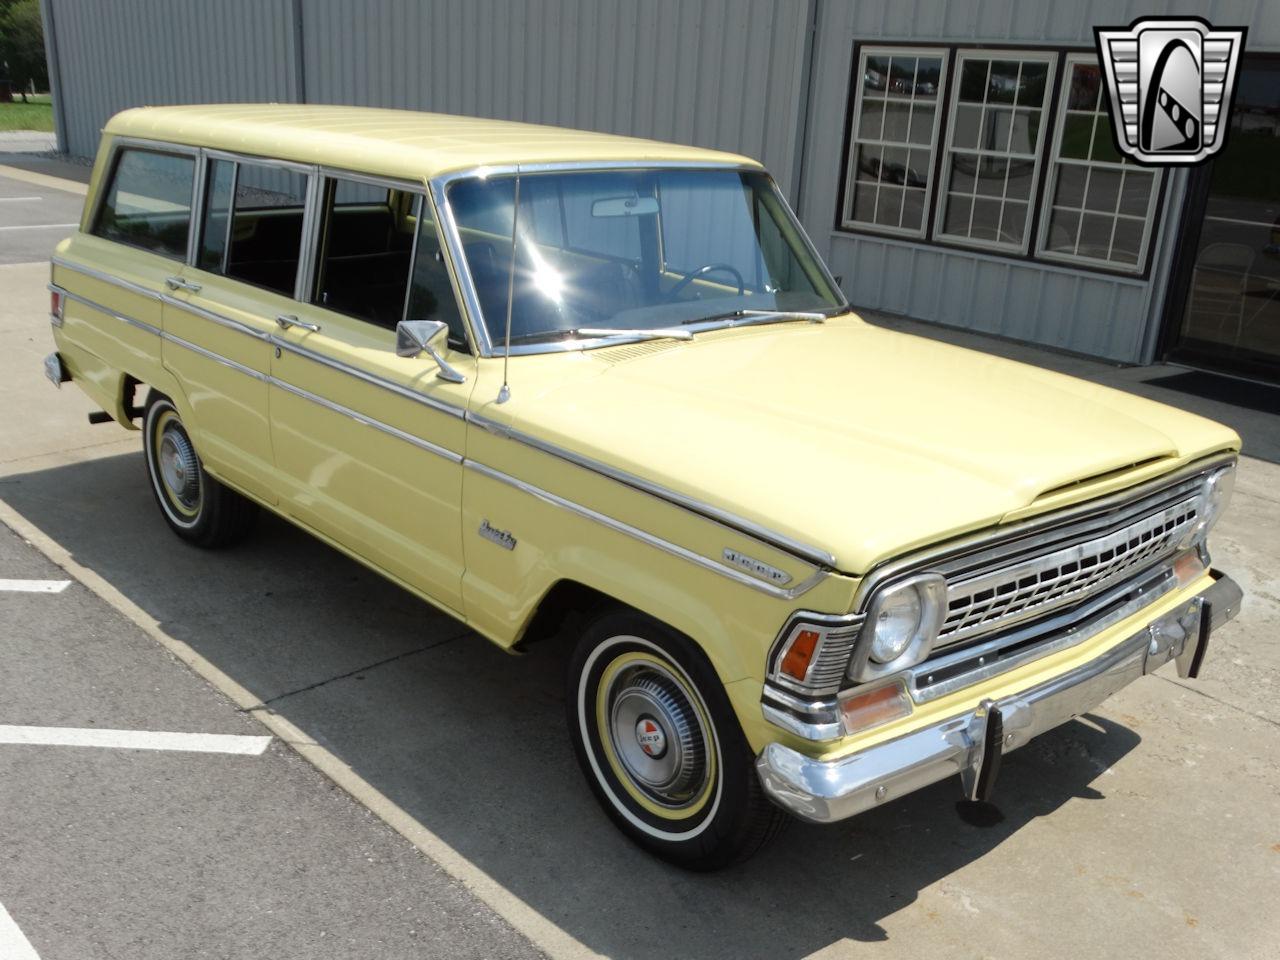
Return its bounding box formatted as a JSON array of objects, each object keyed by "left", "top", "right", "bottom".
[
  {"left": 162, "top": 156, "right": 313, "bottom": 504},
  {"left": 268, "top": 175, "right": 475, "bottom": 613}
]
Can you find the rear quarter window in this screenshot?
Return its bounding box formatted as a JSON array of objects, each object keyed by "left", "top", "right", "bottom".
[{"left": 92, "top": 147, "right": 195, "bottom": 259}]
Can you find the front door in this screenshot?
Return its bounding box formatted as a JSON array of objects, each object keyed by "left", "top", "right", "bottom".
[
  {"left": 268, "top": 176, "right": 475, "bottom": 614},
  {"left": 1165, "top": 56, "right": 1280, "bottom": 384}
]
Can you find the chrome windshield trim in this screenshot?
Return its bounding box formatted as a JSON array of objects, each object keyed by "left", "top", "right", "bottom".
[
  {"left": 467, "top": 410, "right": 838, "bottom": 569},
  {"left": 51, "top": 257, "right": 161, "bottom": 301},
  {"left": 50, "top": 283, "right": 161, "bottom": 336},
  {"left": 464, "top": 459, "right": 826, "bottom": 600},
  {"left": 273, "top": 379, "right": 463, "bottom": 463},
  {"left": 430, "top": 159, "right": 808, "bottom": 360},
  {"left": 851, "top": 453, "right": 1238, "bottom": 610}
]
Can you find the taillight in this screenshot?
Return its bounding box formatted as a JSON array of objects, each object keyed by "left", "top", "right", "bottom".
[{"left": 50, "top": 289, "right": 64, "bottom": 326}]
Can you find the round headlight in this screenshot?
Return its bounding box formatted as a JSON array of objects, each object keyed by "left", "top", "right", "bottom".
[
  {"left": 856, "top": 573, "right": 948, "bottom": 679},
  {"left": 1202, "top": 464, "right": 1235, "bottom": 530},
  {"left": 869, "top": 588, "right": 923, "bottom": 663},
  {"left": 1180, "top": 463, "right": 1236, "bottom": 549}
]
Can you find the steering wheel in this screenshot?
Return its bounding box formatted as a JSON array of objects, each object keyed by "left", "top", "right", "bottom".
[{"left": 665, "top": 262, "right": 746, "bottom": 301}]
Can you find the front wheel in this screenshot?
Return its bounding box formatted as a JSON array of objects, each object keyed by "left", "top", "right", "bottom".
[
  {"left": 142, "top": 392, "right": 257, "bottom": 548},
  {"left": 567, "top": 609, "right": 787, "bottom": 869}
]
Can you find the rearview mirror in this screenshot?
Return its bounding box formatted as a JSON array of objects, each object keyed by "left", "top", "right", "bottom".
[
  {"left": 396, "top": 319, "right": 466, "bottom": 383},
  {"left": 592, "top": 195, "right": 659, "bottom": 218}
]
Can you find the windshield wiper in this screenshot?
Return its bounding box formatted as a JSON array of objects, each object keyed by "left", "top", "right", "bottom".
[
  {"left": 682, "top": 308, "right": 828, "bottom": 328},
  {"left": 508, "top": 326, "right": 694, "bottom": 345}
]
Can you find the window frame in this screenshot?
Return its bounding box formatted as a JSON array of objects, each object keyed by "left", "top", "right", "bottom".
[
  {"left": 305, "top": 170, "right": 425, "bottom": 332},
  {"left": 1034, "top": 52, "right": 1165, "bottom": 273},
  {"left": 840, "top": 45, "right": 951, "bottom": 239},
  {"left": 194, "top": 150, "right": 314, "bottom": 301},
  {"left": 932, "top": 48, "right": 1058, "bottom": 255},
  {"left": 89, "top": 140, "right": 200, "bottom": 262}
]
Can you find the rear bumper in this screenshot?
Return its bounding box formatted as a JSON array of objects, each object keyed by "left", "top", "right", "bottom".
[{"left": 756, "top": 571, "right": 1243, "bottom": 824}]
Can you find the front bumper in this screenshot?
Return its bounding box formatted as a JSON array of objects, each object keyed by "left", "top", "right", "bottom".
[{"left": 756, "top": 571, "right": 1242, "bottom": 824}]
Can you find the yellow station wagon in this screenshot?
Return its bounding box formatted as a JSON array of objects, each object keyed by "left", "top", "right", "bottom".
[{"left": 45, "top": 104, "right": 1243, "bottom": 868}]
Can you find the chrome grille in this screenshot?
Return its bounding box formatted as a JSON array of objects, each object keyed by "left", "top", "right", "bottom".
[{"left": 936, "top": 494, "right": 1199, "bottom": 648}]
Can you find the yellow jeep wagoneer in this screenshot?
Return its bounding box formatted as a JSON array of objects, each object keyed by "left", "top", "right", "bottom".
[{"left": 45, "top": 105, "right": 1243, "bottom": 868}]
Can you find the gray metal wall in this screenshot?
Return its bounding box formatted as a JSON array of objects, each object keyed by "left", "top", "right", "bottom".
[
  {"left": 43, "top": 0, "right": 302, "bottom": 160},
  {"left": 796, "top": 0, "right": 1280, "bottom": 363},
  {"left": 42, "top": 0, "right": 814, "bottom": 195},
  {"left": 41, "top": 0, "right": 1280, "bottom": 364}
]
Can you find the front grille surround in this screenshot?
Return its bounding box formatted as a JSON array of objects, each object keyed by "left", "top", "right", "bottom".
[{"left": 934, "top": 494, "right": 1199, "bottom": 650}]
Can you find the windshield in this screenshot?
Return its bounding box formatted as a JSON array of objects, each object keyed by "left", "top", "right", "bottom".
[{"left": 445, "top": 168, "right": 845, "bottom": 346}]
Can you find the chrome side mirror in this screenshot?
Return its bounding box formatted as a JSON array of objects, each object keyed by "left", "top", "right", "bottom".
[{"left": 396, "top": 319, "right": 466, "bottom": 383}]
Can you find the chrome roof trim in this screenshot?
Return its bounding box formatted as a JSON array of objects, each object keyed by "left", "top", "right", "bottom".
[{"left": 467, "top": 409, "right": 838, "bottom": 569}]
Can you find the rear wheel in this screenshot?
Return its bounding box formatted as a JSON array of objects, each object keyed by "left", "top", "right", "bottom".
[
  {"left": 567, "top": 609, "right": 787, "bottom": 869},
  {"left": 142, "top": 392, "right": 257, "bottom": 547}
]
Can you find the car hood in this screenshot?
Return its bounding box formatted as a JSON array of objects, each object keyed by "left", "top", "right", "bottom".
[{"left": 507, "top": 317, "right": 1239, "bottom": 575}]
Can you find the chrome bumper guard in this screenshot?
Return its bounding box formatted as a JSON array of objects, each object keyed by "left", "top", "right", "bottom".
[{"left": 756, "top": 572, "right": 1243, "bottom": 824}]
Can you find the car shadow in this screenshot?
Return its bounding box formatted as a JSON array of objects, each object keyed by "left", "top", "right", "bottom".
[{"left": 0, "top": 452, "right": 1143, "bottom": 960}]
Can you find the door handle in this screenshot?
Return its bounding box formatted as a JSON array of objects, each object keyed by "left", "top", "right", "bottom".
[
  {"left": 164, "top": 276, "right": 202, "bottom": 293},
  {"left": 276, "top": 314, "right": 321, "bottom": 333}
]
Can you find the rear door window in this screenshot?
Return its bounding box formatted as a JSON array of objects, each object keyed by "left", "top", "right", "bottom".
[
  {"left": 92, "top": 148, "right": 195, "bottom": 259},
  {"left": 197, "top": 158, "right": 308, "bottom": 297}
]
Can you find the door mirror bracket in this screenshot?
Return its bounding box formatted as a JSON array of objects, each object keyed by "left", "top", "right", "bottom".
[{"left": 396, "top": 320, "right": 466, "bottom": 383}]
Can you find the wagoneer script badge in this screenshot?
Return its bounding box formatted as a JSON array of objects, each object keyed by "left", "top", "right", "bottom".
[
  {"left": 722, "top": 548, "right": 792, "bottom": 586},
  {"left": 479, "top": 520, "right": 517, "bottom": 550}
]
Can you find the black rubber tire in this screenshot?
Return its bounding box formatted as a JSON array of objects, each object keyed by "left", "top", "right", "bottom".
[
  {"left": 142, "top": 391, "right": 257, "bottom": 548},
  {"left": 566, "top": 608, "right": 788, "bottom": 870}
]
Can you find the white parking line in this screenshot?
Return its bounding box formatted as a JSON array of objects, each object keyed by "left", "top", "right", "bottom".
[
  {"left": 0, "top": 725, "right": 273, "bottom": 755},
  {"left": 0, "top": 223, "right": 78, "bottom": 231},
  {"left": 0, "top": 499, "right": 600, "bottom": 960},
  {"left": 0, "top": 579, "right": 71, "bottom": 593},
  {"left": 0, "top": 902, "right": 41, "bottom": 960},
  {"left": 0, "top": 196, "right": 42, "bottom": 203}
]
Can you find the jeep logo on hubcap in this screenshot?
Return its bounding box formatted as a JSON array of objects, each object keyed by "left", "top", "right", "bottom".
[{"left": 634, "top": 717, "right": 667, "bottom": 758}]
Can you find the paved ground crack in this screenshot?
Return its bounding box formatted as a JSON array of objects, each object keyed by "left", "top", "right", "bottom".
[
  {"left": 1157, "top": 673, "right": 1280, "bottom": 730},
  {"left": 242, "top": 629, "right": 471, "bottom": 712}
]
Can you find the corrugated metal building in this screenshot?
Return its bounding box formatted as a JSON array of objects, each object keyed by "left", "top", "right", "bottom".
[{"left": 39, "top": 0, "right": 1280, "bottom": 383}]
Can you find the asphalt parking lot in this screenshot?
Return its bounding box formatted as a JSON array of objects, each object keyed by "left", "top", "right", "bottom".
[{"left": 1, "top": 164, "right": 1278, "bottom": 960}]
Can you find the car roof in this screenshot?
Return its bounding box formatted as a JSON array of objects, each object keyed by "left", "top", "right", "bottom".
[{"left": 103, "top": 104, "right": 759, "bottom": 182}]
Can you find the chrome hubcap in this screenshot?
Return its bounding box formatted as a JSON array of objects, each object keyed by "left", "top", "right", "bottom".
[
  {"left": 158, "top": 424, "right": 201, "bottom": 510},
  {"left": 608, "top": 666, "right": 707, "bottom": 806}
]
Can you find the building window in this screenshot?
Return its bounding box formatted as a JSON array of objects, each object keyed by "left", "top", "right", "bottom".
[
  {"left": 935, "top": 52, "right": 1055, "bottom": 252},
  {"left": 1037, "top": 55, "right": 1162, "bottom": 271},
  {"left": 842, "top": 47, "right": 948, "bottom": 237}
]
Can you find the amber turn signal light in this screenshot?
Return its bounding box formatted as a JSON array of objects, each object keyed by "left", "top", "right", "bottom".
[{"left": 780, "top": 628, "right": 821, "bottom": 681}]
